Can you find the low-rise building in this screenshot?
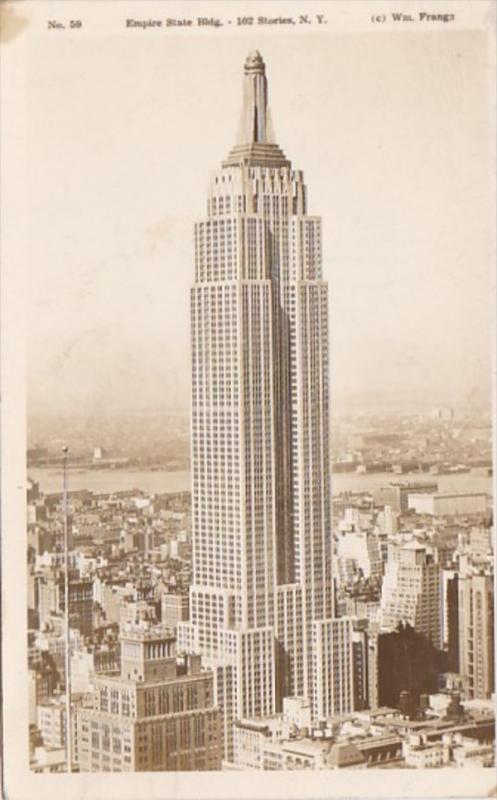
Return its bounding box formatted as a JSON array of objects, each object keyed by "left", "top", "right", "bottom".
[
  {"left": 409, "top": 492, "right": 488, "bottom": 517},
  {"left": 402, "top": 733, "right": 446, "bottom": 768},
  {"left": 30, "top": 745, "right": 67, "bottom": 773},
  {"left": 37, "top": 698, "right": 67, "bottom": 749},
  {"left": 450, "top": 734, "right": 494, "bottom": 767},
  {"left": 374, "top": 482, "right": 438, "bottom": 513}
]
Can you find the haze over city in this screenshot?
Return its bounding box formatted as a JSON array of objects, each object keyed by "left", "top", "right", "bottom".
[{"left": 25, "top": 31, "right": 493, "bottom": 420}]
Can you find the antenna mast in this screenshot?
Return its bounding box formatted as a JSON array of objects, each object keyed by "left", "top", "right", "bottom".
[{"left": 62, "top": 445, "right": 72, "bottom": 772}]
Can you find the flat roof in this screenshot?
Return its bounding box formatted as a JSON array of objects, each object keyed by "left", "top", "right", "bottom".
[{"left": 412, "top": 492, "right": 487, "bottom": 499}]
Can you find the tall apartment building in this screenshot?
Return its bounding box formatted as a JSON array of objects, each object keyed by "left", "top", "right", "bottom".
[
  {"left": 311, "top": 618, "right": 354, "bottom": 720},
  {"left": 366, "top": 626, "right": 380, "bottom": 711},
  {"left": 351, "top": 623, "right": 370, "bottom": 711},
  {"left": 335, "top": 528, "right": 382, "bottom": 582},
  {"left": 441, "top": 569, "right": 459, "bottom": 672},
  {"left": 162, "top": 592, "right": 189, "bottom": 631},
  {"left": 458, "top": 572, "right": 494, "bottom": 699},
  {"left": 379, "top": 542, "right": 441, "bottom": 646},
  {"left": 178, "top": 51, "right": 337, "bottom": 758},
  {"left": 75, "top": 623, "right": 222, "bottom": 771},
  {"left": 37, "top": 569, "right": 94, "bottom": 638}
]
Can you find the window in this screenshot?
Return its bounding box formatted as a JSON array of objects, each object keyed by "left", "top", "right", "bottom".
[
  {"left": 110, "top": 690, "right": 119, "bottom": 714},
  {"left": 99, "top": 686, "right": 108, "bottom": 712},
  {"left": 122, "top": 690, "right": 130, "bottom": 716},
  {"left": 102, "top": 724, "right": 110, "bottom": 752}
]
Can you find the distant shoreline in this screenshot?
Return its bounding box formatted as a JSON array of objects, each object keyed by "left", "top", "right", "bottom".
[{"left": 27, "top": 466, "right": 492, "bottom": 499}]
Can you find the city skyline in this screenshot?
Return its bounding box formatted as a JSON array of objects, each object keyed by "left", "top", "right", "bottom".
[
  {"left": 21, "top": 37, "right": 495, "bottom": 783},
  {"left": 25, "top": 32, "right": 493, "bottom": 419}
]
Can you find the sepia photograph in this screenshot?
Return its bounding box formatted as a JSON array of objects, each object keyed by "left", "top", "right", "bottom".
[{"left": 1, "top": 0, "right": 495, "bottom": 797}]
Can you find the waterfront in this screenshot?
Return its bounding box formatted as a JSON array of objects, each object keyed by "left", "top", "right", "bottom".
[{"left": 28, "top": 467, "right": 493, "bottom": 498}]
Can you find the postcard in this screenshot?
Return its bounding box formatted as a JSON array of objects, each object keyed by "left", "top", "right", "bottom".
[{"left": 1, "top": 1, "right": 495, "bottom": 797}]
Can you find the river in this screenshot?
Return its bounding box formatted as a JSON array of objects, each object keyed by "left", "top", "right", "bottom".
[{"left": 28, "top": 467, "right": 492, "bottom": 498}]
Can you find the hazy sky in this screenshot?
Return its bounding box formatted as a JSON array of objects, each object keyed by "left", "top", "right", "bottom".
[{"left": 24, "top": 30, "right": 494, "bottom": 417}]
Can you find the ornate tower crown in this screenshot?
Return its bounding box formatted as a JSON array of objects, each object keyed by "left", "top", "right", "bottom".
[{"left": 223, "top": 51, "right": 289, "bottom": 167}]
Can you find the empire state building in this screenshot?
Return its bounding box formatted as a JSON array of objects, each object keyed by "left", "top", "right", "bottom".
[{"left": 178, "top": 52, "right": 352, "bottom": 760}]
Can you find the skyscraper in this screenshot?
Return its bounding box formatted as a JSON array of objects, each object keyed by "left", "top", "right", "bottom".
[{"left": 178, "top": 51, "right": 336, "bottom": 759}]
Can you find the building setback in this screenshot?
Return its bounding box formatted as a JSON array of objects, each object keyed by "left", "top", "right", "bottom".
[{"left": 178, "top": 51, "right": 341, "bottom": 760}]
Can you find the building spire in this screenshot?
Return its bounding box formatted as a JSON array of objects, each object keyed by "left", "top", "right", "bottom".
[
  {"left": 239, "top": 50, "right": 270, "bottom": 145},
  {"left": 224, "top": 52, "right": 289, "bottom": 168}
]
